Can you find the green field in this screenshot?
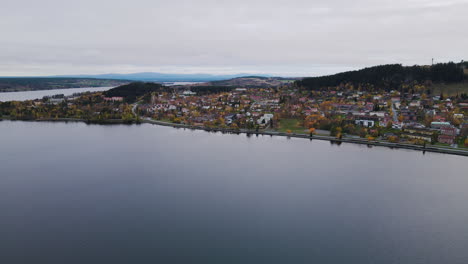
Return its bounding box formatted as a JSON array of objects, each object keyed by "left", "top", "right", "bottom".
[
  {"left": 431, "top": 82, "right": 468, "bottom": 96},
  {"left": 276, "top": 118, "right": 307, "bottom": 134}
]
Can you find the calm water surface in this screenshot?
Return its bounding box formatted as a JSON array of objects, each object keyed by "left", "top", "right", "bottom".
[
  {"left": 1, "top": 120, "right": 467, "bottom": 264},
  {"left": 0, "top": 83, "right": 201, "bottom": 102},
  {"left": 0, "top": 87, "right": 113, "bottom": 101}
]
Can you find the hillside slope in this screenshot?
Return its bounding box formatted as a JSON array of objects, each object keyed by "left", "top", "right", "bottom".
[{"left": 297, "top": 62, "right": 467, "bottom": 92}]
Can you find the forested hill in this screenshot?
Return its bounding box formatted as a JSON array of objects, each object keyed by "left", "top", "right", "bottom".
[
  {"left": 0, "top": 78, "right": 130, "bottom": 92},
  {"left": 296, "top": 62, "right": 468, "bottom": 91},
  {"left": 103, "top": 82, "right": 168, "bottom": 102}
]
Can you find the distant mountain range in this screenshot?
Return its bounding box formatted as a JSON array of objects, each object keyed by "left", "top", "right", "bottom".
[{"left": 54, "top": 72, "right": 272, "bottom": 82}]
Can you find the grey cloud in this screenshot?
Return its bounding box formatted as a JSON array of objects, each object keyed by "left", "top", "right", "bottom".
[{"left": 0, "top": 0, "right": 467, "bottom": 76}]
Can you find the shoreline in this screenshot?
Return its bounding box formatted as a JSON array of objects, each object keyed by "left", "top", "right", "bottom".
[
  {"left": 2, "top": 116, "right": 467, "bottom": 157},
  {"left": 1, "top": 117, "right": 137, "bottom": 125},
  {"left": 139, "top": 118, "right": 468, "bottom": 157}
]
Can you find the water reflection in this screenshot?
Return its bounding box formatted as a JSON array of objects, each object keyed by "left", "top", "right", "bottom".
[{"left": 1, "top": 120, "right": 467, "bottom": 264}]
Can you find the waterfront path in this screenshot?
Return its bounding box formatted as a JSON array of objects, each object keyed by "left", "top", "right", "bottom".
[{"left": 136, "top": 117, "right": 468, "bottom": 157}]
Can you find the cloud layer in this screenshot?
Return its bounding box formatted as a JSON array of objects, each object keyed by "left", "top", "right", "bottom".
[{"left": 1, "top": 0, "right": 467, "bottom": 76}]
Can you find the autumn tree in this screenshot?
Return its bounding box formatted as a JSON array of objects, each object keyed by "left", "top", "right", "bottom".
[
  {"left": 386, "top": 121, "right": 393, "bottom": 129},
  {"left": 230, "top": 123, "right": 239, "bottom": 131},
  {"left": 398, "top": 115, "right": 404, "bottom": 122},
  {"left": 309, "top": 128, "right": 316, "bottom": 137}
]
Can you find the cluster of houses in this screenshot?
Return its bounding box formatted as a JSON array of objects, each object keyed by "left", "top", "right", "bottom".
[
  {"left": 103, "top": 96, "right": 124, "bottom": 102},
  {"left": 140, "top": 88, "right": 280, "bottom": 128},
  {"left": 394, "top": 96, "right": 465, "bottom": 145},
  {"left": 400, "top": 122, "right": 460, "bottom": 145},
  {"left": 43, "top": 93, "right": 85, "bottom": 105},
  {"left": 137, "top": 85, "right": 467, "bottom": 146},
  {"left": 283, "top": 87, "right": 466, "bottom": 145}
]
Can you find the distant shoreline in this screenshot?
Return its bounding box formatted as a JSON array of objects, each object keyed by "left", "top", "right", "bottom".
[
  {"left": 2, "top": 117, "right": 467, "bottom": 157},
  {"left": 0, "top": 86, "right": 115, "bottom": 93},
  {"left": 0, "top": 87, "right": 118, "bottom": 102}
]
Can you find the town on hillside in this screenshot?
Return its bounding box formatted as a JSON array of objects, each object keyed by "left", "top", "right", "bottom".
[
  {"left": 1, "top": 63, "right": 468, "bottom": 150},
  {"left": 135, "top": 84, "right": 468, "bottom": 148}
]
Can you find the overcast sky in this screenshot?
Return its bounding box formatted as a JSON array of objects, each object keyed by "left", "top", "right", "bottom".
[{"left": 1, "top": 0, "right": 467, "bottom": 77}]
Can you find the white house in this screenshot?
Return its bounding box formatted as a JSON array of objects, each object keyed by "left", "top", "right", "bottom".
[
  {"left": 257, "top": 114, "right": 274, "bottom": 126},
  {"left": 182, "top": 90, "right": 196, "bottom": 96},
  {"left": 355, "top": 119, "right": 375, "bottom": 127},
  {"left": 235, "top": 88, "right": 247, "bottom": 92}
]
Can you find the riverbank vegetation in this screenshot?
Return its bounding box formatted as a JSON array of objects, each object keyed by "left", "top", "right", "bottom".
[{"left": 0, "top": 92, "right": 138, "bottom": 124}]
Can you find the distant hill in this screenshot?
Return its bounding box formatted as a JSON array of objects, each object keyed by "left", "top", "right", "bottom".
[
  {"left": 297, "top": 62, "right": 468, "bottom": 92},
  {"left": 0, "top": 78, "right": 130, "bottom": 92},
  {"left": 207, "top": 76, "right": 300, "bottom": 88},
  {"left": 56, "top": 72, "right": 271, "bottom": 82}
]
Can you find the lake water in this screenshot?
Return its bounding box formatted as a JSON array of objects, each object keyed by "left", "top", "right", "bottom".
[
  {"left": 0, "top": 83, "right": 202, "bottom": 102},
  {"left": 1, "top": 120, "right": 467, "bottom": 264},
  {"left": 0, "top": 87, "right": 113, "bottom": 102}
]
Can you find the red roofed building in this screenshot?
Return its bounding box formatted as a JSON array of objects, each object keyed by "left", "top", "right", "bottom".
[{"left": 438, "top": 134, "right": 455, "bottom": 144}]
